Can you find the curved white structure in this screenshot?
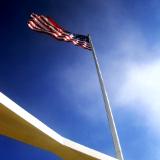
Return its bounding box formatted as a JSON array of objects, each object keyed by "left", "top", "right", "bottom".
[{"left": 0, "top": 92, "right": 117, "bottom": 160}]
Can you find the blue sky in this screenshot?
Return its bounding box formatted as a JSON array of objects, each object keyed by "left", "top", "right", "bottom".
[{"left": 0, "top": 0, "right": 160, "bottom": 159}]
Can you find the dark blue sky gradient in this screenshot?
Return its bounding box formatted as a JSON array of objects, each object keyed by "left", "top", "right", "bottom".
[{"left": 1, "top": 0, "right": 160, "bottom": 160}]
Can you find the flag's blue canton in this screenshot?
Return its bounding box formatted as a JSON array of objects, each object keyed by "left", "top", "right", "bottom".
[{"left": 73, "top": 34, "right": 90, "bottom": 43}]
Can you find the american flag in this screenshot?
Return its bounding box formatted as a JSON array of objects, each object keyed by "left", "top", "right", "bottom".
[{"left": 28, "top": 13, "right": 92, "bottom": 50}]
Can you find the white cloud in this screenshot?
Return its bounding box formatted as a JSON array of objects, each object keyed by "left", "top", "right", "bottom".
[
  {"left": 115, "top": 59, "right": 160, "bottom": 133},
  {"left": 104, "top": 26, "right": 160, "bottom": 135}
]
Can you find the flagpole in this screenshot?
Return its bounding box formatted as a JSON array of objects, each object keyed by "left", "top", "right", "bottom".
[{"left": 88, "top": 35, "right": 124, "bottom": 160}]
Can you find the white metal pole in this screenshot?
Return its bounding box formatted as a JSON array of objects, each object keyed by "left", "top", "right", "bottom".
[{"left": 88, "top": 35, "right": 124, "bottom": 160}]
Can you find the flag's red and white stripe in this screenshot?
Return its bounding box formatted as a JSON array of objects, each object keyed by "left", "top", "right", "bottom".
[{"left": 28, "top": 13, "right": 92, "bottom": 50}]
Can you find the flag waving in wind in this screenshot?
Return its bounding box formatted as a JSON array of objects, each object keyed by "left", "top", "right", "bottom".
[{"left": 28, "top": 13, "right": 92, "bottom": 50}]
